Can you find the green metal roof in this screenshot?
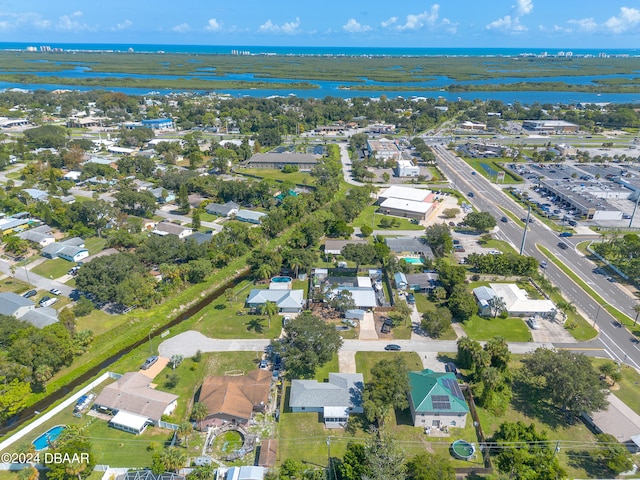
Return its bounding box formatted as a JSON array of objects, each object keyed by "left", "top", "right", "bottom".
[{"left": 408, "top": 369, "right": 469, "bottom": 414}]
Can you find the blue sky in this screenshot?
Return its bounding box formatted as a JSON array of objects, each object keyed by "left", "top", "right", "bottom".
[{"left": 1, "top": 1, "right": 640, "bottom": 48}]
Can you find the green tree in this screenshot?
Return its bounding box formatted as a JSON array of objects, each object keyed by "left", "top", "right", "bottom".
[
  {"left": 442, "top": 208, "right": 460, "bottom": 219},
  {"left": 360, "top": 224, "right": 373, "bottom": 237},
  {"left": 424, "top": 223, "right": 452, "bottom": 257},
  {"left": 598, "top": 361, "right": 622, "bottom": 387},
  {"left": 191, "top": 208, "right": 201, "bottom": 230},
  {"left": 523, "top": 348, "right": 607, "bottom": 417},
  {"left": 362, "top": 358, "right": 409, "bottom": 428},
  {"left": 176, "top": 422, "right": 193, "bottom": 448},
  {"left": 406, "top": 452, "right": 455, "bottom": 480},
  {"left": 591, "top": 433, "right": 633, "bottom": 475},
  {"left": 421, "top": 306, "right": 452, "bottom": 338},
  {"left": 191, "top": 402, "right": 208, "bottom": 431},
  {"left": 262, "top": 300, "right": 278, "bottom": 328},
  {"left": 464, "top": 211, "right": 497, "bottom": 231},
  {"left": 46, "top": 426, "right": 95, "bottom": 480},
  {"left": 271, "top": 311, "right": 343, "bottom": 379},
  {"left": 363, "top": 433, "right": 407, "bottom": 480},
  {"left": 493, "top": 421, "right": 566, "bottom": 480},
  {"left": 336, "top": 442, "right": 366, "bottom": 480},
  {"left": 447, "top": 284, "right": 477, "bottom": 321},
  {"left": 0, "top": 378, "right": 31, "bottom": 423}
]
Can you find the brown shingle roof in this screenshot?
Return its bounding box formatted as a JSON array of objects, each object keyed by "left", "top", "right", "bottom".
[
  {"left": 199, "top": 369, "right": 271, "bottom": 422},
  {"left": 94, "top": 372, "right": 178, "bottom": 422},
  {"left": 258, "top": 438, "right": 278, "bottom": 467}
]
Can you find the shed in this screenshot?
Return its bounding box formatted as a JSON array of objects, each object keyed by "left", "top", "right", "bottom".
[
  {"left": 109, "top": 410, "right": 149, "bottom": 435},
  {"left": 394, "top": 272, "right": 408, "bottom": 290}
]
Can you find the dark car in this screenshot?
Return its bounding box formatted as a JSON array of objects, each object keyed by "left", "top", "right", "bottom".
[
  {"left": 406, "top": 294, "right": 415, "bottom": 305},
  {"left": 501, "top": 216, "right": 508, "bottom": 223},
  {"left": 559, "top": 232, "right": 573, "bottom": 237},
  {"left": 39, "top": 295, "right": 51, "bottom": 305},
  {"left": 141, "top": 355, "right": 158, "bottom": 370},
  {"left": 445, "top": 362, "right": 459, "bottom": 375},
  {"left": 384, "top": 344, "right": 401, "bottom": 351},
  {"left": 467, "top": 192, "right": 474, "bottom": 197},
  {"left": 568, "top": 220, "right": 578, "bottom": 227},
  {"left": 23, "top": 289, "right": 37, "bottom": 298},
  {"left": 558, "top": 242, "right": 568, "bottom": 250}
]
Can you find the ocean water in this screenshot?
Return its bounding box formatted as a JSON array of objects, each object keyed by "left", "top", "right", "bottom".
[{"left": 1, "top": 42, "right": 639, "bottom": 57}]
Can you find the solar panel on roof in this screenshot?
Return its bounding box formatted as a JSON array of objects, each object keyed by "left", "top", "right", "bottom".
[
  {"left": 431, "top": 394, "right": 451, "bottom": 410},
  {"left": 443, "top": 378, "right": 465, "bottom": 401}
]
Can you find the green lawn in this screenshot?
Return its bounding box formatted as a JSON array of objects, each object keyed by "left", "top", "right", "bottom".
[
  {"left": 591, "top": 358, "right": 640, "bottom": 416},
  {"left": 476, "top": 237, "right": 517, "bottom": 253},
  {"left": 461, "top": 315, "right": 532, "bottom": 342},
  {"left": 413, "top": 293, "right": 457, "bottom": 340},
  {"left": 0, "top": 277, "right": 33, "bottom": 294},
  {"left": 462, "top": 157, "right": 524, "bottom": 184},
  {"left": 75, "top": 309, "right": 124, "bottom": 336},
  {"left": 31, "top": 258, "right": 72, "bottom": 279},
  {"left": 314, "top": 354, "right": 340, "bottom": 382},
  {"left": 353, "top": 205, "right": 424, "bottom": 231},
  {"left": 84, "top": 237, "right": 107, "bottom": 255},
  {"left": 188, "top": 280, "right": 283, "bottom": 339},
  {"left": 238, "top": 168, "right": 313, "bottom": 185},
  {"left": 355, "top": 351, "right": 423, "bottom": 383}
]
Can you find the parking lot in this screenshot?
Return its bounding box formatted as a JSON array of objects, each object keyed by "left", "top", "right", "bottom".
[
  {"left": 528, "top": 316, "right": 576, "bottom": 343},
  {"left": 450, "top": 230, "right": 506, "bottom": 262}
]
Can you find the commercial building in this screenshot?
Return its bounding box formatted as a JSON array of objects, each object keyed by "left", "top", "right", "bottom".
[
  {"left": 366, "top": 138, "right": 401, "bottom": 161},
  {"left": 473, "top": 283, "right": 556, "bottom": 317},
  {"left": 379, "top": 198, "right": 433, "bottom": 221},
  {"left": 395, "top": 159, "right": 420, "bottom": 178},
  {"left": 539, "top": 179, "right": 624, "bottom": 221},
  {"left": 523, "top": 120, "right": 579, "bottom": 133},
  {"left": 246, "top": 153, "right": 318, "bottom": 171},
  {"left": 378, "top": 186, "right": 434, "bottom": 203}
]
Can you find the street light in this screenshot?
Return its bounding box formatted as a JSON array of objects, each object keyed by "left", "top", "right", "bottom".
[{"left": 593, "top": 304, "right": 601, "bottom": 328}]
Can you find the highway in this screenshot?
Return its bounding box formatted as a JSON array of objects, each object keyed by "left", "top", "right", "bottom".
[{"left": 431, "top": 144, "right": 640, "bottom": 369}]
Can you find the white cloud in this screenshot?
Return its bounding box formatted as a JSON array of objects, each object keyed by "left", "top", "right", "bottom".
[
  {"left": 112, "top": 20, "right": 132, "bottom": 31},
  {"left": 604, "top": 7, "right": 640, "bottom": 33},
  {"left": 567, "top": 17, "right": 597, "bottom": 32},
  {"left": 486, "top": 0, "right": 533, "bottom": 32},
  {"left": 258, "top": 17, "right": 301, "bottom": 35},
  {"left": 343, "top": 18, "right": 371, "bottom": 33},
  {"left": 0, "top": 12, "right": 50, "bottom": 31},
  {"left": 381, "top": 16, "right": 398, "bottom": 28},
  {"left": 57, "top": 11, "right": 91, "bottom": 31},
  {"left": 206, "top": 18, "right": 222, "bottom": 31},
  {"left": 172, "top": 23, "right": 191, "bottom": 33},
  {"left": 515, "top": 0, "right": 534, "bottom": 17},
  {"left": 398, "top": 5, "right": 440, "bottom": 30}
]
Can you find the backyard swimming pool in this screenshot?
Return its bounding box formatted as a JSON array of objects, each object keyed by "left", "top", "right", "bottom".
[
  {"left": 401, "top": 257, "right": 423, "bottom": 265},
  {"left": 33, "top": 426, "right": 66, "bottom": 451}
]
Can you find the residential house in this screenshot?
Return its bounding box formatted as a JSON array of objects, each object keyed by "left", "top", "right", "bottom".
[
  {"left": 330, "top": 287, "right": 377, "bottom": 309},
  {"left": 22, "top": 188, "right": 49, "bottom": 202},
  {"left": 236, "top": 209, "right": 267, "bottom": 225},
  {"left": 0, "top": 292, "right": 59, "bottom": 328},
  {"left": 94, "top": 372, "right": 178, "bottom": 434},
  {"left": 289, "top": 373, "right": 364, "bottom": 428},
  {"left": 198, "top": 369, "right": 271, "bottom": 427},
  {"left": 205, "top": 201, "right": 240, "bottom": 218},
  {"left": 385, "top": 237, "right": 435, "bottom": 259},
  {"left": 394, "top": 272, "right": 408, "bottom": 290},
  {"left": 405, "top": 272, "right": 439, "bottom": 292},
  {"left": 0, "top": 217, "right": 29, "bottom": 235},
  {"left": 323, "top": 239, "right": 368, "bottom": 256},
  {"left": 148, "top": 187, "right": 175, "bottom": 204},
  {"left": 152, "top": 221, "right": 193, "bottom": 239},
  {"left": 41, "top": 238, "right": 89, "bottom": 262},
  {"left": 408, "top": 369, "right": 469, "bottom": 429},
  {"left": 185, "top": 232, "right": 214, "bottom": 245},
  {"left": 246, "top": 288, "right": 304, "bottom": 313},
  {"left": 16, "top": 225, "right": 55, "bottom": 247},
  {"left": 226, "top": 466, "right": 265, "bottom": 480}
]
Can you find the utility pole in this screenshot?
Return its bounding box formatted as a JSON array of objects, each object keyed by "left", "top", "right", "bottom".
[
  {"left": 519, "top": 206, "right": 531, "bottom": 255},
  {"left": 629, "top": 191, "right": 640, "bottom": 228}
]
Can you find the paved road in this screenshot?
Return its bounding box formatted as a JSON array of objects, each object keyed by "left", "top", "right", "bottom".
[
  {"left": 0, "top": 259, "right": 73, "bottom": 296},
  {"left": 159, "top": 330, "right": 556, "bottom": 359},
  {"left": 432, "top": 144, "right": 640, "bottom": 369}
]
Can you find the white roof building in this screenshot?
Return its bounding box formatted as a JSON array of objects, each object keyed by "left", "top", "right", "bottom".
[
  {"left": 489, "top": 283, "right": 556, "bottom": 317},
  {"left": 380, "top": 198, "right": 433, "bottom": 214},
  {"left": 379, "top": 186, "right": 432, "bottom": 203},
  {"left": 331, "top": 287, "right": 377, "bottom": 308}
]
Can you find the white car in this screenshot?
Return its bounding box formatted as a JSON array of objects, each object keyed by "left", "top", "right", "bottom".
[
  {"left": 527, "top": 318, "right": 541, "bottom": 330},
  {"left": 49, "top": 288, "right": 62, "bottom": 296}
]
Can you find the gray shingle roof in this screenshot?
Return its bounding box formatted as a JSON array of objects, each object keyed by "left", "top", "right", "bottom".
[
  {"left": 0, "top": 292, "right": 34, "bottom": 316},
  {"left": 289, "top": 373, "right": 364, "bottom": 409}
]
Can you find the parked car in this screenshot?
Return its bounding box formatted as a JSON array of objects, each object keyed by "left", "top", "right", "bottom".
[
  {"left": 558, "top": 232, "right": 573, "bottom": 237},
  {"left": 527, "top": 318, "right": 541, "bottom": 330},
  {"left": 568, "top": 220, "right": 578, "bottom": 226},
  {"left": 141, "top": 355, "right": 158, "bottom": 370},
  {"left": 445, "top": 362, "right": 459, "bottom": 375},
  {"left": 39, "top": 296, "right": 57, "bottom": 307},
  {"left": 259, "top": 360, "right": 268, "bottom": 369},
  {"left": 558, "top": 242, "right": 568, "bottom": 250},
  {"left": 406, "top": 294, "right": 415, "bottom": 305},
  {"left": 384, "top": 344, "right": 401, "bottom": 351},
  {"left": 49, "top": 288, "right": 62, "bottom": 295},
  {"left": 23, "top": 289, "right": 37, "bottom": 298}
]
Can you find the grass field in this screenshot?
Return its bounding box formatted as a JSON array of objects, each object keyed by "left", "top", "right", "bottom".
[
  {"left": 237, "top": 168, "right": 313, "bottom": 185},
  {"left": 31, "top": 258, "right": 71, "bottom": 280},
  {"left": 462, "top": 157, "right": 524, "bottom": 184},
  {"left": 0, "top": 277, "right": 32, "bottom": 294},
  {"left": 461, "top": 315, "right": 532, "bottom": 342}
]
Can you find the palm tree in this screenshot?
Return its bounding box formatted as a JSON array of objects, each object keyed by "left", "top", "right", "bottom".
[
  {"left": 176, "top": 422, "right": 192, "bottom": 448},
  {"left": 633, "top": 303, "right": 640, "bottom": 326},
  {"left": 191, "top": 402, "right": 208, "bottom": 431},
  {"left": 161, "top": 447, "right": 187, "bottom": 473},
  {"left": 256, "top": 263, "right": 275, "bottom": 281},
  {"left": 262, "top": 300, "right": 278, "bottom": 328}
]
